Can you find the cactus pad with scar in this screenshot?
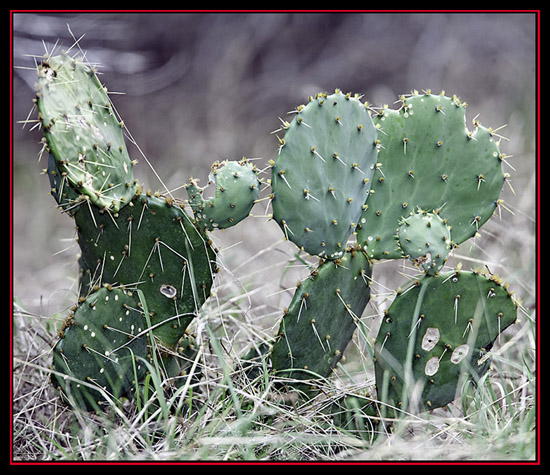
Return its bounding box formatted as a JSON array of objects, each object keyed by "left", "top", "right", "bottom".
[
  {"left": 374, "top": 269, "right": 518, "bottom": 412},
  {"left": 75, "top": 192, "right": 216, "bottom": 348}
]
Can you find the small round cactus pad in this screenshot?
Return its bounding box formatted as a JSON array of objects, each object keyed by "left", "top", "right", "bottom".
[{"left": 186, "top": 159, "right": 260, "bottom": 231}]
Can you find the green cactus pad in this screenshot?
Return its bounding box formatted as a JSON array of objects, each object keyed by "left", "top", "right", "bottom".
[
  {"left": 186, "top": 159, "right": 260, "bottom": 231},
  {"left": 397, "top": 209, "right": 452, "bottom": 275},
  {"left": 271, "top": 90, "right": 378, "bottom": 259},
  {"left": 374, "top": 269, "right": 518, "bottom": 412},
  {"left": 271, "top": 246, "right": 372, "bottom": 388},
  {"left": 35, "top": 53, "right": 136, "bottom": 212},
  {"left": 75, "top": 192, "right": 216, "bottom": 348},
  {"left": 357, "top": 92, "right": 505, "bottom": 260},
  {"left": 51, "top": 286, "right": 148, "bottom": 411}
]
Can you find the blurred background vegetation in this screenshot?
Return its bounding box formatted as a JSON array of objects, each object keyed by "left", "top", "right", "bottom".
[{"left": 13, "top": 11, "right": 537, "bottom": 318}]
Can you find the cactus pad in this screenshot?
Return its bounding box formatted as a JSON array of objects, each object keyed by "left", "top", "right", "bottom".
[
  {"left": 271, "top": 90, "right": 378, "bottom": 259},
  {"left": 35, "top": 53, "right": 136, "bottom": 212},
  {"left": 51, "top": 286, "right": 148, "bottom": 411},
  {"left": 358, "top": 92, "right": 505, "bottom": 260},
  {"left": 186, "top": 159, "right": 260, "bottom": 231},
  {"left": 374, "top": 269, "right": 518, "bottom": 412},
  {"left": 271, "top": 246, "right": 372, "bottom": 387},
  {"left": 396, "top": 209, "right": 452, "bottom": 275},
  {"left": 75, "top": 192, "right": 216, "bottom": 348}
]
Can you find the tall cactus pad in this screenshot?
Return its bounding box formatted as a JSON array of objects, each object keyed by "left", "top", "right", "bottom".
[
  {"left": 51, "top": 286, "right": 148, "bottom": 411},
  {"left": 75, "top": 192, "right": 216, "bottom": 348},
  {"left": 358, "top": 92, "right": 504, "bottom": 260},
  {"left": 271, "top": 90, "right": 378, "bottom": 259},
  {"left": 271, "top": 246, "right": 372, "bottom": 386},
  {"left": 35, "top": 53, "right": 136, "bottom": 212},
  {"left": 374, "top": 270, "right": 518, "bottom": 412},
  {"left": 186, "top": 159, "right": 260, "bottom": 231}
]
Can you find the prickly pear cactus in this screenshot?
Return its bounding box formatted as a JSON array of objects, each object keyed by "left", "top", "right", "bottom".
[
  {"left": 374, "top": 269, "right": 518, "bottom": 412},
  {"left": 358, "top": 92, "right": 505, "bottom": 265},
  {"left": 270, "top": 90, "right": 378, "bottom": 259},
  {"left": 271, "top": 246, "right": 372, "bottom": 388},
  {"left": 75, "top": 191, "right": 217, "bottom": 348},
  {"left": 186, "top": 159, "right": 260, "bottom": 231},
  {"left": 35, "top": 53, "right": 137, "bottom": 213},
  {"left": 51, "top": 286, "right": 148, "bottom": 411}
]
